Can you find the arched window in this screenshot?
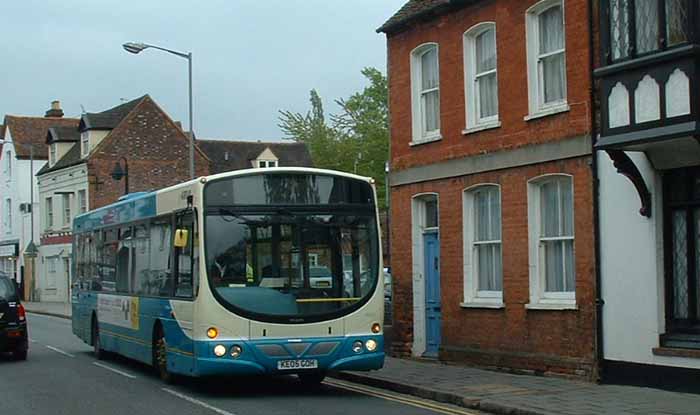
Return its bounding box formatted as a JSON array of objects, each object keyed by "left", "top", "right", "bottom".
[
  {"left": 527, "top": 174, "right": 576, "bottom": 308},
  {"left": 462, "top": 185, "right": 503, "bottom": 307},
  {"left": 464, "top": 23, "right": 500, "bottom": 132},
  {"left": 410, "top": 43, "right": 441, "bottom": 144}
]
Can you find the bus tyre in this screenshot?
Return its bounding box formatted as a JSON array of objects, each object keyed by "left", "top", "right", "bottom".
[
  {"left": 298, "top": 372, "right": 326, "bottom": 386},
  {"left": 92, "top": 319, "right": 106, "bottom": 360},
  {"left": 154, "top": 327, "right": 174, "bottom": 384}
]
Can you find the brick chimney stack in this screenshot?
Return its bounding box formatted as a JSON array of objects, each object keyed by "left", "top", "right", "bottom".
[{"left": 45, "top": 100, "right": 64, "bottom": 118}]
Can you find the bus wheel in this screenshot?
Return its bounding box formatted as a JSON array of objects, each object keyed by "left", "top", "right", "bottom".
[
  {"left": 92, "top": 318, "right": 106, "bottom": 360},
  {"left": 298, "top": 372, "right": 326, "bottom": 386},
  {"left": 154, "top": 327, "right": 174, "bottom": 384}
]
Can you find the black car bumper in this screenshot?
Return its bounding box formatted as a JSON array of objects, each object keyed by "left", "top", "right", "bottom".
[{"left": 0, "top": 326, "right": 28, "bottom": 352}]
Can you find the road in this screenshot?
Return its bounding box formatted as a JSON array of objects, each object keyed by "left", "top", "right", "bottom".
[{"left": 1, "top": 313, "right": 481, "bottom": 415}]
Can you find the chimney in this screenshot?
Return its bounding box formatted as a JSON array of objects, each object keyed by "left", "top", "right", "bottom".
[{"left": 45, "top": 100, "right": 64, "bottom": 118}]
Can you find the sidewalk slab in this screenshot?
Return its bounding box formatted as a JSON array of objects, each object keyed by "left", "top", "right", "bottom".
[
  {"left": 24, "top": 301, "right": 72, "bottom": 319},
  {"left": 332, "top": 357, "right": 700, "bottom": 415}
]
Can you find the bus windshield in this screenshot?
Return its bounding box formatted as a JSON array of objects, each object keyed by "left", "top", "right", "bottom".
[{"left": 203, "top": 173, "right": 379, "bottom": 323}]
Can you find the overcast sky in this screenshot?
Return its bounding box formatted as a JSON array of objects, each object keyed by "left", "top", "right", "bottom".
[{"left": 0, "top": 0, "right": 404, "bottom": 140}]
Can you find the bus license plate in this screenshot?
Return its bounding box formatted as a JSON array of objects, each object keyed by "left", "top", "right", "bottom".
[{"left": 277, "top": 359, "right": 318, "bottom": 370}]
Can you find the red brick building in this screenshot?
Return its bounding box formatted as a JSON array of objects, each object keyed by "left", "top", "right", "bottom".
[{"left": 380, "top": 0, "right": 598, "bottom": 379}]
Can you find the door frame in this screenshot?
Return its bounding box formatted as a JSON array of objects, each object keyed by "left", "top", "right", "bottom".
[{"left": 411, "top": 193, "right": 439, "bottom": 357}]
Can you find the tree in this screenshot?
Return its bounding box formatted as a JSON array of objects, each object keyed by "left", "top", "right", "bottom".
[{"left": 278, "top": 68, "right": 389, "bottom": 208}]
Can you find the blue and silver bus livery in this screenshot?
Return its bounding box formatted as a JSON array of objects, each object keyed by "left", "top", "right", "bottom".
[{"left": 71, "top": 168, "right": 385, "bottom": 383}]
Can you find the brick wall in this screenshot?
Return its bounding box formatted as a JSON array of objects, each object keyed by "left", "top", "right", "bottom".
[
  {"left": 87, "top": 97, "right": 210, "bottom": 209},
  {"left": 387, "top": 0, "right": 593, "bottom": 172},
  {"left": 385, "top": 0, "right": 597, "bottom": 380},
  {"left": 390, "top": 156, "right": 597, "bottom": 378}
]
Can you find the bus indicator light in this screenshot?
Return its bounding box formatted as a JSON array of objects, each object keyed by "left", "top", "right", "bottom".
[
  {"left": 371, "top": 323, "right": 381, "bottom": 334},
  {"left": 207, "top": 327, "right": 218, "bottom": 339}
]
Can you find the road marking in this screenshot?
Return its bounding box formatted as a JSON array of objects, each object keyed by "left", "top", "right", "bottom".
[
  {"left": 324, "top": 379, "right": 478, "bottom": 415},
  {"left": 29, "top": 338, "right": 37, "bottom": 343},
  {"left": 45, "top": 345, "right": 76, "bottom": 358},
  {"left": 92, "top": 362, "right": 138, "bottom": 379},
  {"left": 162, "top": 388, "right": 236, "bottom": 415}
]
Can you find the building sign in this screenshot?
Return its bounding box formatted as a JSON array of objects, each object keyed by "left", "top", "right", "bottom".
[{"left": 0, "top": 243, "right": 19, "bottom": 258}]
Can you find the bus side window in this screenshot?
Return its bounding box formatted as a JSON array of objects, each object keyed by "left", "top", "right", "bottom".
[
  {"left": 115, "top": 226, "right": 132, "bottom": 294},
  {"left": 90, "top": 231, "right": 103, "bottom": 292},
  {"left": 150, "top": 219, "right": 174, "bottom": 297},
  {"left": 132, "top": 224, "right": 151, "bottom": 295},
  {"left": 174, "top": 212, "right": 196, "bottom": 299}
]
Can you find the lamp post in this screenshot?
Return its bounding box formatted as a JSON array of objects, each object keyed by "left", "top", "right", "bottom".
[
  {"left": 122, "top": 42, "right": 194, "bottom": 179},
  {"left": 110, "top": 157, "right": 129, "bottom": 195}
]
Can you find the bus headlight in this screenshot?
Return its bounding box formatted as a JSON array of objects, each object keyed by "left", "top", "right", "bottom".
[
  {"left": 352, "top": 341, "right": 364, "bottom": 354},
  {"left": 365, "top": 339, "right": 378, "bottom": 352},
  {"left": 230, "top": 345, "right": 243, "bottom": 359},
  {"left": 214, "top": 344, "right": 227, "bottom": 357},
  {"left": 371, "top": 323, "right": 381, "bottom": 334},
  {"left": 207, "top": 327, "right": 219, "bottom": 339}
]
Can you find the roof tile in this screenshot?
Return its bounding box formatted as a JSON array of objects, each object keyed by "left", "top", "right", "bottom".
[
  {"left": 197, "top": 139, "right": 313, "bottom": 174},
  {"left": 2, "top": 115, "right": 79, "bottom": 159}
]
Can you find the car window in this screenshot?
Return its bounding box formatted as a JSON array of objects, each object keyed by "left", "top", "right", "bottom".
[{"left": 0, "top": 277, "right": 17, "bottom": 301}]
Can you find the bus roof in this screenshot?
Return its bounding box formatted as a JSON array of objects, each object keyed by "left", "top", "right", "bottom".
[{"left": 73, "top": 167, "right": 375, "bottom": 233}]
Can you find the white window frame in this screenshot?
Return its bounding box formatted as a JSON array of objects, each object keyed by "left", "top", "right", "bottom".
[
  {"left": 49, "top": 143, "right": 57, "bottom": 166},
  {"left": 5, "top": 150, "right": 11, "bottom": 179},
  {"left": 62, "top": 194, "right": 71, "bottom": 227},
  {"left": 81, "top": 131, "right": 89, "bottom": 157},
  {"left": 47, "top": 256, "right": 57, "bottom": 289},
  {"left": 410, "top": 43, "right": 441, "bottom": 145},
  {"left": 258, "top": 160, "right": 278, "bottom": 168},
  {"left": 4, "top": 199, "right": 11, "bottom": 234},
  {"left": 525, "top": 0, "right": 570, "bottom": 121},
  {"left": 527, "top": 174, "right": 576, "bottom": 310},
  {"left": 46, "top": 197, "right": 53, "bottom": 230},
  {"left": 78, "top": 190, "right": 87, "bottom": 214},
  {"left": 463, "top": 23, "right": 501, "bottom": 134},
  {"left": 462, "top": 184, "right": 504, "bottom": 308}
]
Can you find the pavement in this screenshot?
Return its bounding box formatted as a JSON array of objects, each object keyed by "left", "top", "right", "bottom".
[{"left": 25, "top": 301, "right": 700, "bottom": 415}]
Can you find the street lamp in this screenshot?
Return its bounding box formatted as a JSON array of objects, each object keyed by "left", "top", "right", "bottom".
[
  {"left": 110, "top": 157, "right": 129, "bottom": 195},
  {"left": 122, "top": 41, "right": 194, "bottom": 179}
]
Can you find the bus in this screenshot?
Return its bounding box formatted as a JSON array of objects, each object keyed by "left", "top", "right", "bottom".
[{"left": 71, "top": 168, "right": 384, "bottom": 384}]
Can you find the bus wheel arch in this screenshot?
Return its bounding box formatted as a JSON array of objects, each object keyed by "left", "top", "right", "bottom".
[
  {"left": 91, "top": 313, "right": 106, "bottom": 360},
  {"left": 152, "top": 321, "right": 174, "bottom": 383}
]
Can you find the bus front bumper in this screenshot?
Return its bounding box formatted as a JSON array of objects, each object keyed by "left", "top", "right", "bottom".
[{"left": 193, "top": 335, "right": 385, "bottom": 377}]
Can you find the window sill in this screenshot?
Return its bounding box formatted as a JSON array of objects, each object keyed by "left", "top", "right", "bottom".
[
  {"left": 524, "top": 104, "right": 570, "bottom": 121},
  {"left": 460, "top": 301, "right": 505, "bottom": 309},
  {"left": 409, "top": 134, "right": 442, "bottom": 147},
  {"left": 525, "top": 302, "right": 577, "bottom": 311},
  {"left": 652, "top": 347, "right": 700, "bottom": 359},
  {"left": 462, "top": 121, "right": 501, "bottom": 136}
]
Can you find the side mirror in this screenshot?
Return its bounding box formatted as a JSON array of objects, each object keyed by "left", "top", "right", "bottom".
[{"left": 174, "top": 229, "right": 189, "bottom": 248}]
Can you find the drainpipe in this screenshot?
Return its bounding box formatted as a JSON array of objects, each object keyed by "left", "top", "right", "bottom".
[{"left": 589, "top": 0, "right": 605, "bottom": 382}]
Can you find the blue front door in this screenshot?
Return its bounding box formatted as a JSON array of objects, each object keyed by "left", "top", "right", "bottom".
[{"left": 424, "top": 232, "right": 441, "bottom": 357}]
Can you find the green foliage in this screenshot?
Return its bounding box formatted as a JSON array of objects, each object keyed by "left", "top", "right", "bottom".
[{"left": 278, "top": 68, "right": 389, "bottom": 208}]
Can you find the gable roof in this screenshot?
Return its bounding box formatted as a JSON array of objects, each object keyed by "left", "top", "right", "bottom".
[
  {"left": 47, "top": 126, "right": 81, "bottom": 144},
  {"left": 80, "top": 96, "right": 145, "bottom": 131},
  {"left": 36, "top": 143, "right": 83, "bottom": 176},
  {"left": 2, "top": 115, "right": 80, "bottom": 159},
  {"left": 197, "top": 140, "right": 313, "bottom": 174},
  {"left": 378, "top": 0, "right": 476, "bottom": 34}
]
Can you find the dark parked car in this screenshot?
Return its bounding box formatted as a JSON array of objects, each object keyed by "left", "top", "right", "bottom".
[{"left": 0, "top": 273, "right": 27, "bottom": 360}]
